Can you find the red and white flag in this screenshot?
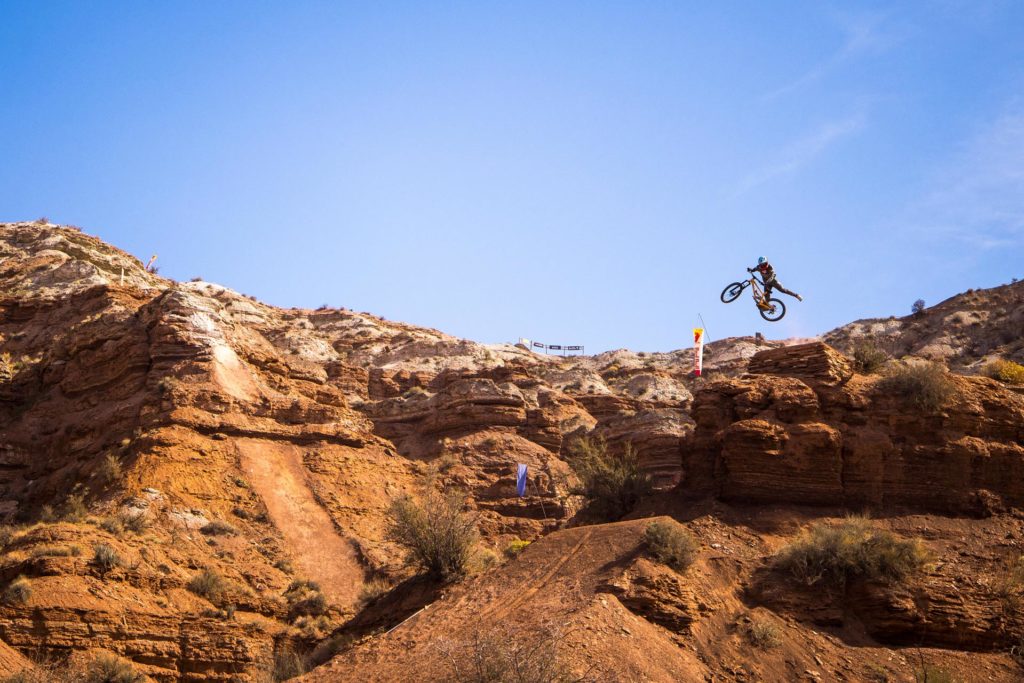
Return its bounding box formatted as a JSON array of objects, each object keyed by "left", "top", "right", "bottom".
[{"left": 693, "top": 328, "right": 705, "bottom": 377}]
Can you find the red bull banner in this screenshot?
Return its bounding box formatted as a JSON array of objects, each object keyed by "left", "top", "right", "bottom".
[{"left": 693, "top": 328, "right": 705, "bottom": 377}]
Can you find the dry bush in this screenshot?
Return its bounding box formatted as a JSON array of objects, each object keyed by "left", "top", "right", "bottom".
[
  {"left": 92, "top": 543, "right": 122, "bottom": 573},
  {"left": 776, "top": 516, "right": 929, "bottom": 588},
  {"left": 387, "top": 489, "right": 478, "bottom": 581},
  {"left": 119, "top": 511, "right": 148, "bottom": 534},
  {"left": 97, "top": 453, "right": 122, "bottom": 486},
  {"left": 272, "top": 649, "right": 307, "bottom": 681},
  {"left": 504, "top": 539, "right": 531, "bottom": 558},
  {"left": 983, "top": 359, "right": 1024, "bottom": 385},
  {"left": 30, "top": 545, "right": 81, "bottom": 558},
  {"left": 644, "top": 520, "right": 698, "bottom": 573},
  {"left": 60, "top": 493, "right": 89, "bottom": 522},
  {"left": 357, "top": 577, "right": 392, "bottom": 607},
  {"left": 744, "top": 620, "right": 782, "bottom": 649},
  {"left": 201, "top": 520, "right": 239, "bottom": 536},
  {"left": 79, "top": 653, "right": 146, "bottom": 683},
  {"left": 877, "top": 362, "right": 955, "bottom": 412},
  {"left": 852, "top": 339, "right": 889, "bottom": 374},
  {"left": 188, "top": 568, "right": 228, "bottom": 603},
  {"left": 567, "top": 437, "right": 651, "bottom": 521},
  {"left": 436, "top": 622, "right": 594, "bottom": 683},
  {"left": 308, "top": 633, "right": 355, "bottom": 668},
  {"left": 3, "top": 576, "right": 30, "bottom": 605},
  {"left": 285, "top": 579, "right": 328, "bottom": 619}
]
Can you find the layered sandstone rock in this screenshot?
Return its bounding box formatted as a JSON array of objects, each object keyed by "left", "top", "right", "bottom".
[{"left": 685, "top": 342, "right": 1024, "bottom": 512}]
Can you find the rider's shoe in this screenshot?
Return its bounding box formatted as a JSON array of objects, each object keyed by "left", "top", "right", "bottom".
[{"left": 796, "top": 294, "right": 804, "bottom": 302}]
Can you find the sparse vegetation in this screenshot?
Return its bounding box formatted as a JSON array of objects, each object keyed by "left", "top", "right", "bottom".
[
  {"left": 3, "top": 576, "right": 31, "bottom": 604},
  {"left": 272, "top": 649, "right": 307, "bottom": 681},
  {"left": 776, "top": 516, "right": 929, "bottom": 588},
  {"left": 567, "top": 437, "right": 651, "bottom": 521},
  {"left": 437, "top": 622, "right": 589, "bottom": 683},
  {"left": 504, "top": 539, "right": 531, "bottom": 558},
  {"left": 852, "top": 338, "right": 889, "bottom": 374},
  {"left": 387, "top": 489, "right": 478, "bottom": 581},
  {"left": 60, "top": 493, "right": 89, "bottom": 522},
  {"left": 188, "top": 569, "right": 228, "bottom": 603},
  {"left": 79, "top": 653, "right": 146, "bottom": 683},
  {"left": 0, "top": 653, "right": 145, "bottom": 683},
  {"left": 97, "top": 453, "right": 122, "bottom": 485},
  {"left": 644, "top": 520, "right": 698, "bottom": 573},
  {"left": 285, "top": 579, "right": 328, "bottom": 619},
  {"left": 92, "top": 543, "right": 122, "bottom": 573},
  {"left": 912, "top": 299, "right": 926, "bottom": 315},
  {"left": 201, "top": 520, "right": 239, "bottom": 536},
  {"left": 30, "top": 545, "right": 82, "bottom": 558},
  {"left": 308, "top": 633, "right": 354, "bottom": 668},
  {"left": 357, "top": 577, "right": 392, "bottom": 607},
  {"left": 744, "top": 620, "right": 782, "bottom": 649},
  {"left": 982, "top": 359, "right": 1024, "bottom": 385},
  {"left": 877, "top": 362, "right": 955, "bottom": 412}
]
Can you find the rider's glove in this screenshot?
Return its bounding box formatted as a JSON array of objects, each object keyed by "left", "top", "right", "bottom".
[{"left": 746, "top": 267, "right": 753, "bottom": 272}]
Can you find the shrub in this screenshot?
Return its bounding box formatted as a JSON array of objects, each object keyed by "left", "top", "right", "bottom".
[
  {"left": 92, "top": 543, "right": 122, "bottom": 573},
  {"left": 504, "top": 539, "right": 531, "bottom": 558},
  {"left": 745, "top": 620, "right": 782, "bottom": 649},
  {"left": 852, "top": 339, "right": 889, "bottom": 374},
  {"left": 0, "top": 525, "right": 16, "bottom": 549},
  {"left": 97, "top": 453, "right": 122, "bottom": 486},
  {"left": 775, "top": 517, "right": 929, "bottom": 587},
  {"left": 914, "top": 666, "right": 957, "bottom": 683},
  {"left": 308, "top": 634, "right": 354, "bottom": 667},
  {"left": 877, "top": 362, "right": 955, "bottom": 412},
  {"left": 119, "top": 511, "right": 148, "bottom": 534},
  {"left": 3, "top": 576, "right": 30, "bottom": 604},
  {"left": 100, "top": 517, "right": 124, "bottom": 537},
  {"left": 285, "top": 579, "right": 328, "bottom": 619},
  {"left": 982, "top": 359, "right": 1024, "bottom": 385},
  {"left": 60, "top": 493, "right": 88, "bottom": 522},
  {"left": 436, "top": 623, "right": 582, "bottom": 683},
  {"left": 80, "top": 653, "right": 145, "bottom": 683},
  {"left": 912, "top": 299, "right": 926, "bottom": 315},
  {"left": 644, "top": 520, "right": 698, "bottom": 573},
  {"left": 30, "top": 545, "right": 81, "bottom": 558},
  {"left": 357, "top": 578, "right": 392, "bottom": 607},
  {"left": 567, "top": 437, "right": 652, "bottom": 520},
  {"left": 201, "top": 520, "right": 238, "bottom": 536},
  {"left": 188, "top": 569, "right": 228, "bottom": 603},
  {"left": 387, "top": 489, "right": 478, "bottom": 581},
  {"left": 273, "top": 649, "right": 307, "bottom": 681}
]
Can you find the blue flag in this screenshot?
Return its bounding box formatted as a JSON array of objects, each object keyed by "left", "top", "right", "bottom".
[{"left": 516, "top": 464, "right": 528, "bottom": 497}]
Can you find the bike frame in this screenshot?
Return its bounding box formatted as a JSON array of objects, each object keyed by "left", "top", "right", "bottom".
[{"left": 748, "top": 276, "right": 766, "bottom": 304}]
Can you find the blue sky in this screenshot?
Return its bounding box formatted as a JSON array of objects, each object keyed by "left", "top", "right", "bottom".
[{"left": 2, "top": 1, "right": 1022, "bottom": 352}]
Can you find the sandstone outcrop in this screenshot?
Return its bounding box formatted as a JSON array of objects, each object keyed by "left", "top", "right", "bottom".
[{"left": 685, "top": 342, "right": 1024, "bottom": 513}]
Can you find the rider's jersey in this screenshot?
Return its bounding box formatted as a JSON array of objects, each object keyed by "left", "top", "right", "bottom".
[{"left": 754, "top": 262, "right": 776, "bottom": 281}]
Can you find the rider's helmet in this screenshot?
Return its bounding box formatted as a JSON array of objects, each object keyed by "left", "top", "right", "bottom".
[{"left": 757, "top": 256, "right": 767, "bottom": 265}]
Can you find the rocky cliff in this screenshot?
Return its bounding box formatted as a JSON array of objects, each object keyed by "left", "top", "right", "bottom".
[{"left": 1, "top": 221, "right": 1023, "bottom": 681}]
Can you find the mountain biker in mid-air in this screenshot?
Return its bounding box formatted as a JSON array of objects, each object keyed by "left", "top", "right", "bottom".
[{"left": 748, "top": 256, "right": 803, "bottom": 307}]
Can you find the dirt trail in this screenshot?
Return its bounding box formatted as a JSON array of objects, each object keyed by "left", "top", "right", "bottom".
[{"left": 237, "top": 438, "right": 362, "bottom": 608}]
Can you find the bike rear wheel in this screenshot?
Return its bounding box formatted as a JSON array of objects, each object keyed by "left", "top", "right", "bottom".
[
  {"left": 720, "top": 282, "right": 745, "bottom": 303},
  {"left": 759, "top": 297, "right": 786, "bottom": 322}
]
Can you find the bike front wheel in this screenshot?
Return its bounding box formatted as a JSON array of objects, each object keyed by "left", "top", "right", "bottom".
[
  {"left": 720, "top": 282, "right": 745, "bottom": 303},
  {"left": 759, "top": 297, "right": 786, "bottom": 322}
]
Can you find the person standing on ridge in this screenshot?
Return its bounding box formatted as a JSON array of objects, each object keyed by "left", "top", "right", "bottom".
[{"left": 748, "top": 256, "right": 803, "bottom": 305}]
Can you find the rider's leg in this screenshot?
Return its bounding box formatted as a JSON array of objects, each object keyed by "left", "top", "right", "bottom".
[{"left": 773, "top": 280, "right": 803, "bottom": 301}]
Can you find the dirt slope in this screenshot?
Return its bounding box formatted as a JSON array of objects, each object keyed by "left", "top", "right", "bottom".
[{"left": 238, "top": 439, "right": 363, "bottom": 608}]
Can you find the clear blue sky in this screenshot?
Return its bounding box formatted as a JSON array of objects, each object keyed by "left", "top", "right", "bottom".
[{"left": 2, "top": 1, "right": 1022, "bottom": 352}]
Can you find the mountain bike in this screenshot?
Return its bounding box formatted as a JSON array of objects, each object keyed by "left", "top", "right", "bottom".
[{"left": 720, "top": 273, "right": 787, "bottom": 322}]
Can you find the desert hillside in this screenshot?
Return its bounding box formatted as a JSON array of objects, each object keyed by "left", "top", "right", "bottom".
[{"left": 1, "top": 221, "right": 1023, "bottom": 682}]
